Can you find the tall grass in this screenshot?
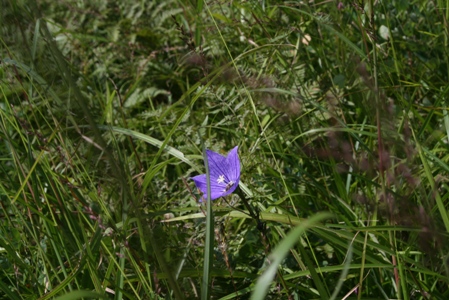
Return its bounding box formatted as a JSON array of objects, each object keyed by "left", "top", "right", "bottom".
[{"left": 1, "top": 0, "right": 449, "bottom": 299}]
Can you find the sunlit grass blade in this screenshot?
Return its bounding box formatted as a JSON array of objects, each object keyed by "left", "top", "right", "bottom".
[
  {"left": 53, "top": 290, "right": 106, "bottom": 300},
  {"left": 413, "top": 132, "right": 449, "bottom": 232},
  {"left": 250, "top": 212, "right": 333, "bottom": 300},
  {"left": 329, "top": 243, "right": 353, "bottom": 300}
]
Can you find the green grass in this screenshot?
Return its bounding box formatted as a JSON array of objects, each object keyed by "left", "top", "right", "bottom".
[{"left": 1, "top": 0, "right": 449, "bottom": 299}]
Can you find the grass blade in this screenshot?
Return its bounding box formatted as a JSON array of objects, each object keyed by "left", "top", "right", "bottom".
[
  {"left": 201, "top": 138, "right": 214, "bottom": 300},
  {"left": 250, "top": 212, "right": 332, "bottom": 300}
]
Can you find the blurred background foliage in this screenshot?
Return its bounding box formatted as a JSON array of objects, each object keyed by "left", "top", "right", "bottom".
[{"left": 1, "top": 0, "right": 449, "bottom": 299}]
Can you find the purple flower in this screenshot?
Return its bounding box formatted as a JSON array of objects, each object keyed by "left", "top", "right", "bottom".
[{"left": 191, "top": 146, "right": 240, "bottom": 201}]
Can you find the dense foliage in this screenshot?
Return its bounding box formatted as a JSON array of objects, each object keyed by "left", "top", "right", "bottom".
[{"left": 1, "top": 0, "right": 449, "bottom": 299}]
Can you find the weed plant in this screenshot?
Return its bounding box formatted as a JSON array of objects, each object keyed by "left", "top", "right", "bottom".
[{"left": 1, "top": 0, "right": 449, "bottom": 299}]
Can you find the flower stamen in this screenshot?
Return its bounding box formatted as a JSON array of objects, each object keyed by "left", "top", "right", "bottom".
[
  {"left": 217, "top": 175, "right": 225, "bottom": 184},
  {"left": 224, "top": 180, "right": 235, "bottom": 192}
]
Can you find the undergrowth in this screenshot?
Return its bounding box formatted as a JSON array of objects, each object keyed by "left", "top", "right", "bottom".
[{"left": 1, "top": 0, "right": 449, "bottom": 299}]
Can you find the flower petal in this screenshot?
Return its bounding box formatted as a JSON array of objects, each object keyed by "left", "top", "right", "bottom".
[
  {"left": 206, "top": 149, "right": 228, "bottom": 179},
  {"left": 191, "top": 174, "right": 227, "bottom": 201},
  {"left": 220, "top": 180, "right": 239, "bottom": 197},
  {"left": 226, "top": 146, "right": 240, "bottom": 183}
]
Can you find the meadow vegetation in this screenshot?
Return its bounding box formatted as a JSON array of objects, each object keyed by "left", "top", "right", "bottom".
[{"left": 1, "top": 0, "right": 449, "bottom": 299}]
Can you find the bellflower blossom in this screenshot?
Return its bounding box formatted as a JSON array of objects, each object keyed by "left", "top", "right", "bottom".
[{"left": 191, "top": 146, "right": 240, "bottom": 201}]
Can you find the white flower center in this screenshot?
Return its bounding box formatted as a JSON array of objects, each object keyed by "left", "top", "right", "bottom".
[{"left": 217, "top": 175, "right": 225, "bottom": 184}]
